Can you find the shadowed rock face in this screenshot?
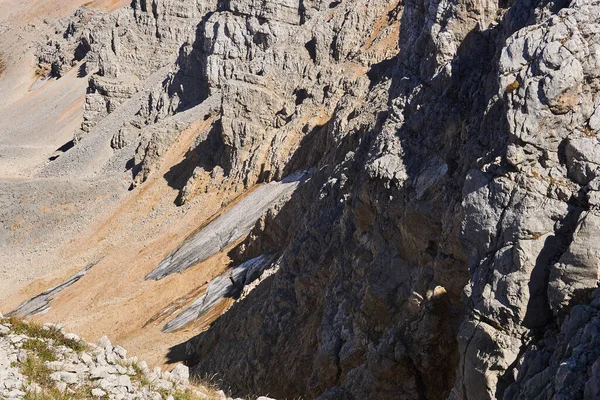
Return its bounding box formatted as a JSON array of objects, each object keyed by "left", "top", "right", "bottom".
[{"left": 26, "top": 0, "right": 600, "bottom": 399}]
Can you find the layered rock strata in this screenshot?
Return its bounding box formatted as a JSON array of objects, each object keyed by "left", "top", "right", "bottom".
[{"left": 27, "top": 0, "right": 600, "bottom": 399}]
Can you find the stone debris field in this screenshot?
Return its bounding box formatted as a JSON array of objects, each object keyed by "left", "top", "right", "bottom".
[{"left": 0, "top": 313, "right": 273, "bottom": 400}]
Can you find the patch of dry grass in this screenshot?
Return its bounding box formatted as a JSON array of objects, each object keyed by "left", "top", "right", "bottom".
[{"left": 23, "top": 385, "right": 100, "bottom": 400}]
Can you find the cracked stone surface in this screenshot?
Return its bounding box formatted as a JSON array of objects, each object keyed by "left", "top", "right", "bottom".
[
  {"left": 8, "top": 261, "right": 100, "bottom": 318},
  {"left": 163, "top": 254, "right": 276, "bottom": 333},
  {"left": 15, "top": 0, "right": 600, "bottom": 399}
]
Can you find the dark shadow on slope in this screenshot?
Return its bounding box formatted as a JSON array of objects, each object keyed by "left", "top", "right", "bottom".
[
  {"left": 520, "top": 199, "right": 586, "bottom": 330},
  {"left": 381, "top": 8, "right": 548, "bottom": 396},
  {"left": 165, "top": 118, "right": 375, "bottom": 399},
  {"left": 163, "top": 119, "right": 231, "bottom": 204},
  {"left": 166, "top": 342, "right": 192, "bottom": 365},
  {"left": 367, "top": 56, "right": 398, "bottom": 89},
  {"left": 56, "top": 140, "right": 75, "bottom": 153},
  {"left": 281, "top": 122, "right": 330, "bottom": 179},
  {"left": 166, "top": 13, "right": 215, "bottom": 114},
  {"left": 161, "top": 255, "right": 276, "bottom": 332},
  {"left": 77, "top": 62, "right": 88, "bottom": 78},
  {"left": 48, "top": 140, "right": 75, "bottom": 161}
]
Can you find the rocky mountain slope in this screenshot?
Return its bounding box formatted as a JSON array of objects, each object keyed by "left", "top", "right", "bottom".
[
  {"left": 1, "top": 0, "right": 600, "bottom": 399},
  {"left": 0, "top": 314, "right": 263, "bottom": 399}
]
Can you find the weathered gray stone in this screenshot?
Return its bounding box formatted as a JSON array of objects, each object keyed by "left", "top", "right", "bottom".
[
  {"left": 80, "top": 352, "right": 93, "bottom": 366},
  {"left": 91, "top": 388, "right": 106, "bottom": 397},
  {"left": 163, "top": 254, "right": 275, "bottom": 332},
  {"left": 113, "top": 345, "right": 127, "bottom": 360},
  {"left": 14, "top": 0, "right": 600, "bottom": 399},
  {"left": 549, "top": 212, "right": 600, "bottom": 315},
  {"left": 147, "top": 175, "right": 306, "bottom": 281},
  {"left": 170, "top": 364, "right": 189, "bottom": 383},
  {"left": 8, "top": 261, "right": 99, "bottom": 318},
  {"left": 90, "top": 365, "right": 117, "bottom": 380}
]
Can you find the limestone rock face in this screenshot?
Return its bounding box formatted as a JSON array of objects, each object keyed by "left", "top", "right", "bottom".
[
  {"left": 455, "top": 3, "right": 600, "bottom": 399},
  {"left": 504, "top": 298, "right": 600, "bottom": 399},
  {"left": 183, "top": 0, "right": 600, "bottom": 398},
  {"left": 33, "top": 0, "right": 600, "bottom": 399},
  {"left": 42, "top": 0, "right": 221, "bottom": 135}
]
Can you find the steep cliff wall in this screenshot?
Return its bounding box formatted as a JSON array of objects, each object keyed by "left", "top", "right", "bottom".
[
  {"left": 8, "top": 0, "right": 600, "bottom": 399},
  {"left": 180, "top": 0, "right": 600, "bottom": 399}
]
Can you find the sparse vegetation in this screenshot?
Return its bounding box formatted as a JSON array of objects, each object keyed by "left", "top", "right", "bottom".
[
  {"left": 22, "top": 338, "right": 58, "bottom": 363},
  {"left": 23, "top": 385, "right": 99, "bottom": 400},
  {"left": 117, "top": 358, "right": 150, "bottom": 386},
  {"left": 506, "top": 79, "right": 520, "bottom": 93},
  {"left": 2, "top": 306, "right": 224, "bottom": 398},
  {"left": 191, "top": 373, "right": 232, "bottom": 400},
  {"left": 1, "top": 317, "right": 102, "bottom": 398},
  {"left": 6, "top": 317, "right": 88, "bottom": 353},
  {"left": 158, "top": 387, "right": 215, "bottom": 400},
  {"left": 34, "top": 64, "right": 51, "bottom": 78},
  {"left": 20, "top": 354, "right": 54, "bottom": 389},
  {"left": 584, "top": 126, "right": 597, "bottom": 137}
]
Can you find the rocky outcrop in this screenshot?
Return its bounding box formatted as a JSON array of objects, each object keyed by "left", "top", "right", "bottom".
[
  {"left": 0, "top": 316, "right": 234, "bottom": 400},
  {"left": 36, "top": 0, "right": 220, "bottom": 137},
  {"left": 503, "top": 293, "right": 600, "bottom": 399},
  {"left": 78, "top": 0, "right": 221, "bottom": 134},
  {"left": 180, "top": 0, "right": 600, "bottom": 399},
  {"left": 455, "top": 3, "right": 600, "bottom": 399},
  {"left": 39, "top": 0, "right": 400, "bottom": 190},
  {"left": 29, "top": 0, "right": 600, "bottom": 399},
  {"left": 34, "top": 7, "right": 104, "bottom": 78}
]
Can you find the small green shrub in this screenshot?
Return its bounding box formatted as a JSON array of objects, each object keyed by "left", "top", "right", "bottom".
[{"left": 116, "top": 359, "right": 149, "bottom": 386}]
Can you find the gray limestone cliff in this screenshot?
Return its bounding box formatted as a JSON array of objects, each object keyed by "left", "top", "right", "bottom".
[{"left": 34, "top": 0, "right": 600, "bottom": 399}]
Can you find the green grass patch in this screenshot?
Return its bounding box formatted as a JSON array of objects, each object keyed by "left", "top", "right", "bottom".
[
  {"left": 116, "top": 359, "right": 149, "bottom": 386},
  {"left": 20, "top": 355, "right": 54, "bottom": 389},
  {"left": 19, "top": 355, "right": 99, "bottom": 399},
  {"left": 131, "top": 364, "right": 150, "bottom": 386},
  {"left": 6, "top": 317, "right": 87, "bottom": 353},
  {"left": 6, "top": 318, "right": 95, "bottom": 398},
  {"left": 22, "top": 339, "right": 58, "bottom": 363}
]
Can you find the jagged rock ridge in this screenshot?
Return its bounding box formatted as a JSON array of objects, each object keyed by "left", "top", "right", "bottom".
[{"left": 22, "top": 0, "right": 600, "bottom": 399}]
